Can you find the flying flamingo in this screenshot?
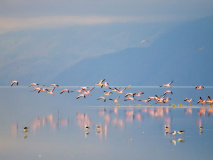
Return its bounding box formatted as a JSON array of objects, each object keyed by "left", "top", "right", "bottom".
[
  {"left": 138, "top": 99, "right": 151, "bottom": 103},
  {"left": 184, "top": 98, "right": 194, "bottom": 105},
  {"left": 134, "top": 92, "right": 144, "bottom": 98},
  {"left": 160, "top": 81, "right": 173, "bottom": 88},
  {"left": 164, "top": 90, "right": 173, "bottom": 95},
  {"left": 115, "top": 87, "right": 126, "bottom": 94},
  {"left": 95, "top": 79, "right": 105, "bottom": 88},
  {"left": 103, "top": 91, "right": 113, "bottom": 97},
  {"left": 33, "top": 87, "right": 42, "bottom": 93},
  {"left": 80, "top": 87, "right": 88, "bottom": 90},
  {"left": 206, "top": 96, "right": 213, "bottom": 104},
  {"left": 97, "top": 96, "right": 106, "bottom": 102},
  {"left": 197, "top": 97, "right": 206, "bottom": 105},
  {"left": 125, "top": 93, "right": 136, "bottom": 97},
  {"left": 109, "top": 96, "right": 120, "bottom": 104},
  {"left": 60, "top": 89, "right": 70, "bottom": 94},
  {"left": 11, "top": 80, "right": 19, "bottom": 86},
  {"left": 29, "top": 83, "right": 39, "bottom": 87},
  {"left": 124, "top": 96, "right": 135, "bottom": 104},
  {"left": 76, "top": 94, "right": 86, "bottom": 99},
  {"left": 46, "top": 87, "right": 55, "bottom": 96},
  {"left": 73, "top": 88, "right": 84, "bottom": 93},
  {"left": 195, "top": 85, "right": 204, "bottom": 90},
  {"left": 109, "top": 87, "right": 119, "bottom": 93},
  {"left": 50, "top": 84, "right": 59, "bottom": 88},
  {"left": 82, "top": 87, "right": 95, "bottom": 96},
  {"left": 102, "top": 82, "right": 109, "bottom": 88}
]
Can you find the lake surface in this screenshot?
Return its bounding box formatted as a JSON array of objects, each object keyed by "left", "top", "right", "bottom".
[{"left": 0, "top": 86, "right": 213, "bottom": 160}]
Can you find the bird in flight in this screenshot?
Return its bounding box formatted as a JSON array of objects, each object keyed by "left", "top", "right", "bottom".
[
  {"left": 11, "top": 80, "right": 19, "bottom": 86},
  {"left": 160, "top": 81, "right": 173, "bottom": 88}
]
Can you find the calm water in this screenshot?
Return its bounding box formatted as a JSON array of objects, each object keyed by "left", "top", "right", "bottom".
[{"left": 0, "top": 86, "right": 213, "bottom": 160}]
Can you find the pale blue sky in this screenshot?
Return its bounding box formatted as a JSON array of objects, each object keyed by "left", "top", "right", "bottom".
[
  {"left": 0, "top": 0, "right": 213, "bottom": 33},
  {"left": 0, "top": 0, "right": 213, "bottom": 85}
]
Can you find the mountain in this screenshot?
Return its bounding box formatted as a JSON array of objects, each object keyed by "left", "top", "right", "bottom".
[
  {"left": 0, "top": 22, "right": 174, "bottom": 86},
  {"left": 53, "top": 16, "right": 213, "bottom": 86}
]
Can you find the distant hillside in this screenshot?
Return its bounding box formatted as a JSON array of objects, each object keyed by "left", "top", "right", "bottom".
[
  {"left": 53, "top": 16, "right": 213, "bottom": 86},
  {"left": 0, "top": 22, "right": 170, "bottom": 86}
]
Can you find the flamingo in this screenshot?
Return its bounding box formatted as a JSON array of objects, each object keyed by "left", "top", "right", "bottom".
[
  {"left": 73, "top": 88, "right": 84, "bottom": 93},
  {"left": 29, "top": 83, "right": 39, "bottom": 87},
  {"left": 184, "top": 98, "right": 194, "bottom": 105},
  {"left": 138, "top": 99, "right": 151, "bottom": 103},
  {"left": 76, "top": 94, "right": 86, "bottom": 99},
  {"left": 103, "top": 91, "right": 113, "bottom": 97},
  {"left": 82, "top": 87, "right": 95, "bottom": 96},
  {"left": 160, "top": 81, "right": 173, "bottom": 88},
  {"left": 46, "top": 87, "right": 55, "bottom": 96},
  {"left": 148, "top": 96, "right": 158, "bottom": 101},
  {"left": 109, "top": 96, "right": 120, "bottom": 104},
  {"left": 195, "top": 85, "right": 204, "bottom": 90},
  {"left": 125, "top": 93, "right": 136, "bottom": 97},
  {"left": 102, "top": 82, "right": 109, "bottom": 88},
  {"left": 134, "top": 92, "right": 144, "bottom": 98},
  {"left": 80, "top": 86, "right": 88, "bottom": 90},
  {"left": 33, "top": 87, "right": 42, "bottom": 93},
  {"left": 109, "top": 87, "right": 120, "bottom": 93},
  {"left": 197, "top": 97, "right": 206, "bottom": 105},
  {"left": 206, "top": 96, "right": 213, "bottom": 104},
  {"left": 60, "top": 89, "right": 70, "bottom": 94},
  {"left": 38, "top": 88, "right": 46, "bottom": 93},
  {"left": 11, "top": 80, "right": 19, "bottom": 86},
  {"left": 50, "top": 84, "right": 59, "bottom": 88},
  {"left": 95, "top": 79, "right": 105, "bottom": 88},
  {"left": 97, "top": 96, "right": 106, "bottom": 102},
  {"left": 124, "top": 96, "right": 135, "bottom": 104},
  {"left": 163, "top": 97, "right": 171, "bottom": 103},
  {"left": 164, "top": 90, "right": 173, "bottom": 95},
  {"left": 115, "top": 87, "right": 126, "bottom": 94}
]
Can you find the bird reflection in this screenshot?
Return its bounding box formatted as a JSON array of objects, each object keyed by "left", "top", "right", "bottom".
[{"left": 10, "top": 106, "right": 212, "bottom": 145}]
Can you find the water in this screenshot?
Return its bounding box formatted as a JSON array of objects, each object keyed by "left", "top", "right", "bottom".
[{"left": 0, "top": 86, "right": 213, "bottom": 160}]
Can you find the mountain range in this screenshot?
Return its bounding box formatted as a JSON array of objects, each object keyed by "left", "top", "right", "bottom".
[
  {"left": 0, "top": 16, "right": 212, "bottom": 86},
  {"left": 53, "top": 16, "right": 213, "bottom": 86}
]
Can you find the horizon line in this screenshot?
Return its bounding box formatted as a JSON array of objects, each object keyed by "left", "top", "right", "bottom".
[{"left": 1, "top": 85, "right": 213, "bottom": 89}]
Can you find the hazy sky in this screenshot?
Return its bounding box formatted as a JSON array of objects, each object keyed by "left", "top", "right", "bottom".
[
  {"left": 0, "top": 0, "right": 213, "bottom": 85},
  {"left": 0, "top": 0, "right": 213, "bottom": 33}
]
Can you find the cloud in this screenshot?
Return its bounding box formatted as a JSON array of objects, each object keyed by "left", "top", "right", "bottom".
[{"left": 0, "top": 14, "right": 203, "bottom": 33}]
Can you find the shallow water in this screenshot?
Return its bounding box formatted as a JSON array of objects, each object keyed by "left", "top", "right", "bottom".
[{"left": 0, "top": 87, "right": 213, "bottom": 160}]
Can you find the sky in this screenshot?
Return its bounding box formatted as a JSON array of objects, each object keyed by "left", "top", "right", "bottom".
[
  {"left": 0, "top": 0, "right": 213, "bottom": 33},
  {"left": 0, "top": 0, "right": 213, "bottom": 85}
]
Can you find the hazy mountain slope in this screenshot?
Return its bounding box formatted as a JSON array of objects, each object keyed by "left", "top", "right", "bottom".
[
  {"left": 0, "top": 23, "right": 174, "bottom": 86},
  {"left": 53, "top": 16, "right": 213, "bottom": 86}
]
